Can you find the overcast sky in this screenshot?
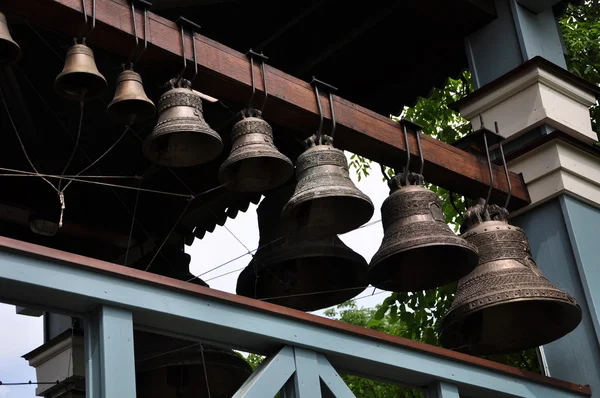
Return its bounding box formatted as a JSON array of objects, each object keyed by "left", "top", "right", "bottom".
[{"left": 0, "top": 154, "right": 391, "bottom": 398}]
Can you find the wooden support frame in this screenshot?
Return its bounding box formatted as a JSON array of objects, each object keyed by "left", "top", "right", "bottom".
[{"left": 5, "top": 0, "right": 530, "bottom": 210}]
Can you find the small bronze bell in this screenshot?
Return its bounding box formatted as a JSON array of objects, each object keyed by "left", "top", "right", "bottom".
[
  {"left": 107, "top": 69, "right": 155, "bottom": 124},
  {"left": 143, "top": 79, "right": 223, "bottom": 167},
  {"left": 135, "top": 331, "right": 252, "bottom": 398},
  {"left": 281, "top": 135, "right": 374, "bottom": 239},
  {"left": 440, "top": 203, "right": 582, "bottom": 355},
  {"left": 55, "top": 43, "right": 107, "bottom": 101},
  {"left": 237, "top": 183, "right": 368, "bottom": 311},
  {"left": 369, "top": 172, "right": 478, "bottom": 292},
  {"left": 219, "top": 110, "right": 293, "bottom": 192},
  {"left": 0, "top": 12, "right": 21, "bottom": 65}
]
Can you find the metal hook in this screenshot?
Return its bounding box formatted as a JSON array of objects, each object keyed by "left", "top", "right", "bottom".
[
  {"left": 176, "top": 17, "right": 201, "bottom": 85},
  {"left": 127, "top": 0, "right": 151, "bottom": 67},
  {"left": 246, "top": 49, "right": 269, "bottom": 114},
  {"left": 311, "top": 77, "right": 338, "bottom": 142},
  {"left": 328, "top": 91, "right": 336, "bottom": 138},
  {"left": 127, "top": 0, "right": 139, "bottom": 67},
  {"left": 401, "top": 122, "right": 411, "bottom": 186},
  {"left": 80, "top": 0, "right": 96, "bottom": 42},
  {"left": 415, "top": 128, "right": 424, "bottom": 177},
  {"left": 482, "top": 130, "right": 494, "bottom": 217},
  {"left": 495, "top": 122, "right": 512, "bottom": 209}
]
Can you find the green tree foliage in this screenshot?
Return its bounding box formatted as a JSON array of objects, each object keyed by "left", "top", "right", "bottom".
[
  {"left": 324, "top": 302, "right": 423, "bottom": 397},
  {"left": 561, "top": 0, "right": 600, "bottom": 133}
]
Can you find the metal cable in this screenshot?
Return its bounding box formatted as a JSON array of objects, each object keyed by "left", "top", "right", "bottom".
[{"left": 143, "top": 199, "right": 194, "bottom": 272}]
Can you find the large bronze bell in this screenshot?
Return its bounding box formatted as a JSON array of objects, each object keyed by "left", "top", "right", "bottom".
[
  {"left": 55, "top": 43, "right": 107, "bottom": 101},
  {"left": 440, "top": 203, "right": 582, "bottom": 355},
  {"left": 107, "top": 69, "right": 155, "bottom": 124},
  {"left": 281, "top": 135, "right": 374, "bottom": 239},
  {"left": 0, "top": 12, "right": 21, "bottom": 65},
  {"left": 135, "top": 331, "right": 252, "bottom": 398},
  {"left": 369, "top": 172, "right": 478, "bottom": 292},
  {"left": 143, "top": 79, "right": 223, "bottom": 167},
  {"left": 218, "top": 110, "right": 293, "bottom": 192},
  {"left": 237, "top": 183, "right": 368, "bottom": 311}
]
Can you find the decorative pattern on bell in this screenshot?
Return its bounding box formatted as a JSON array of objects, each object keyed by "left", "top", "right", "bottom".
[
  {"left": 218, "top": 109, "right": 293, "bottom": 192},
  {"left": 54, "top": 43, "right": 107, "bottom": 100},
  {"left": 107, "top": 69, "right": 155, "bottom": 124},
  {"left": 440, "top": 204, "right": 582, "bottom": 355},
  {"left": 0, "top": 12, "right": 21, "bottom": 65},
  {"left": 237, "top": 183, "right": 368, "bottom": 311},
  {"left": 135, "top": 330, "right": 252, "bottom": 398},
  {"left": 281, "top": 134, "right": 374, "bottom": 239},
  {"left": 143, "top": 79, "right": 223, "bottom": 167},
  {"left": 369, "top": 172, "right": 478, "bottom": 292}
]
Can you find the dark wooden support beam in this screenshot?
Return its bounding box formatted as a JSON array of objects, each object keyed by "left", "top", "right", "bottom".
[{"left": 5, "top": 0, "right": 530, "bottom": 210}]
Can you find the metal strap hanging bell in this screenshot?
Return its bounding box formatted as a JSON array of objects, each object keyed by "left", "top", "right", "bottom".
[
  {"left": 369, "top": 172, "right": 479, "bottom": 292},
  {"left": 237, "top": 183, "right": 368, "bottom": 311},
  {"left": 440, "top": 203, "right": 582, "bottom": 355},
  {"left": 143, "top": 79, "right": 223, "bottom": 167},
  {"left": 281, "top": 135, "right": 374, "bottom": 239},
  {"left": 55, "top": 43, "right": 107, "bottom": 101},
  {"left": 107, "top": 69, "right": 155, "bottom": 124},
  {"left": 218, "top": 110, "right": 293, "bottom": 192}
]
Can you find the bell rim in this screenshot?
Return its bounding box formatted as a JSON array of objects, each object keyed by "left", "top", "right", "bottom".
[
  {"left": 281, "top": 188, "right": 374, "bottom": 238},
  {"left": 368, "top": 241, "right": 479, "bottom": 292},
  {"left": 54, "top": 71, "right": 108, "bottom": 101},
  {"left": 218, "top": 151, "right": 294, "bottom": 193},
  {"left": 107, "top": 98, "right": 156, "bottom": 124},
  {"left": 142, "top": 129, "right": 224, "bottom": 167},
  {"left": 236, "top": 242, "right": 369, "bottom": 311},
  {"left": 440, "top": 296, "right": 582, "bottom": 355}
]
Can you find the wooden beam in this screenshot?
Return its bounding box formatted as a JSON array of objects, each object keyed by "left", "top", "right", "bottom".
[{"left": 5, "top": 0, "right": 530, "bottom": 209}]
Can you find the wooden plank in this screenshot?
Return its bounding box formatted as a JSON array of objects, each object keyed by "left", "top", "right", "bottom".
[{"left": 5, "top": 0, "right": 529, "bottom": 209}]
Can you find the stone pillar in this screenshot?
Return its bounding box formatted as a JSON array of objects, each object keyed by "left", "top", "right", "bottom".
[{"left": 455, "top": 56, "right": 600, "bottom": 393}]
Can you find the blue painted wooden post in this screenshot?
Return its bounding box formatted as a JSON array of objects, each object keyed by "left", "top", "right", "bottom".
[
  {"left": 232, "top": 346, "right": 296, "bottom": 398},
  {"left": 85, "top": 306, "right": 136, "bottom": 398},
  {"left": 293, "top": 348, "right": 322, "bottom": 397},
  {"left": 426, "top": 381, "right": 460, "bottom": 398},
  {"left": 465, "top": 0, "right": 566, "bottom": 88},
  {"left": 514, "top": 198, "right": 600, "bottom": 394},
  {"left": 316, "top": 354, "right": 355, "bottom": 398}
]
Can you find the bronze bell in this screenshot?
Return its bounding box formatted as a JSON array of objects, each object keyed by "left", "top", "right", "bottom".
[
  {"left": 440, "top": 203, "right": 582, "bottom": 355},
  {"left": 281, "top": 135, "right": 374, "bottom": 239},
  {"left": 143, "top": 79, "right": 223, "bottom": 167},
  {"left": 218, "top": 110, "right": 293, "bottom": 192},
  {"left": 55, "top": 43, "right": 107, "bottom": 101},
  {"left": 107, "top": 69, "right": 155, "bottom": 124},
  {"left": 0, "top": 12, "right": 21, "bottom": 65},
  {"left": 237, "top": 183, "right": 368, "bottom": 311},
  {"left": 135, "top": 330, "right": 252, "bottom": 398},
  {"left": 369, "top": 172, "right": 479, "bottom": 292}
]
